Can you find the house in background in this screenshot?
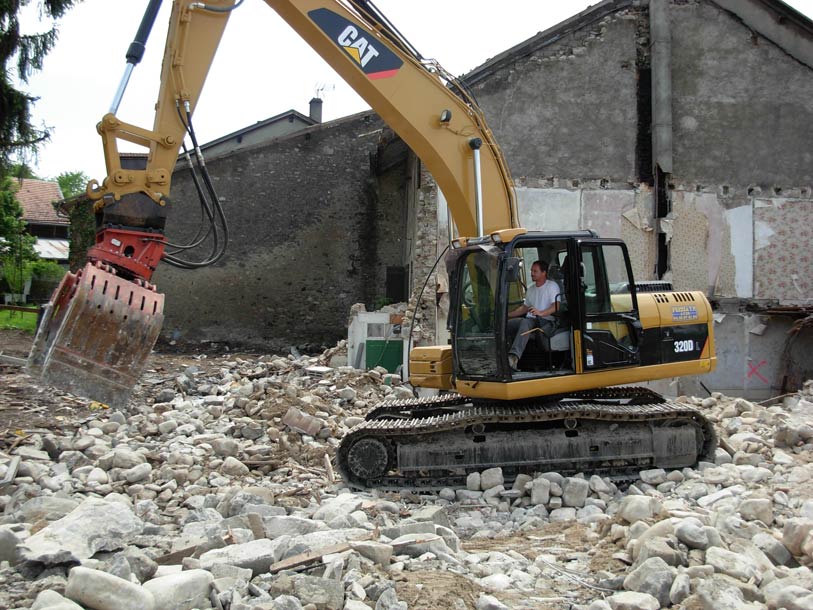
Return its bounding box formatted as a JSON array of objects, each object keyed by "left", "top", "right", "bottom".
[
  {"left": 197, "top": 99, "right": 323, "bottom": 159},
  {"left": 13, "top": 178, "right": 69, "bottom": 264}
]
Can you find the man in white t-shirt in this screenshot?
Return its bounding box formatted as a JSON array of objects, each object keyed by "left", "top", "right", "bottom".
[{"left": 507, "top": 260, "right": 560, "bottom": 371}]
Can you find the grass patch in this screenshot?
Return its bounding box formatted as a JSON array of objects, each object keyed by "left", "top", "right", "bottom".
[{"left": 0, "top": 307, "right": 38, "bottom": 333}]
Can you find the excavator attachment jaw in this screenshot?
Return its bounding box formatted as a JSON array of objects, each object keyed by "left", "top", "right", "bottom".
[{"left": 27, "top": 263, "right": 164, "bottom": 408}]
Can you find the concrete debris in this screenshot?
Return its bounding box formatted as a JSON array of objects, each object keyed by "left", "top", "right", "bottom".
[{"left": 1, "top": 346, "right": 813, "bottom": 610}]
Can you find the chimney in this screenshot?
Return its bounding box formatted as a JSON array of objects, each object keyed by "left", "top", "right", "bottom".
[{"left": 309, "top": 97, "right": 323, "bottom": 123}]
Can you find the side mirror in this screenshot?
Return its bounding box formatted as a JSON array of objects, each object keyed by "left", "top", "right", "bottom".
[{"left": 505, "top": 257, "right": 522, "bottom": 282}]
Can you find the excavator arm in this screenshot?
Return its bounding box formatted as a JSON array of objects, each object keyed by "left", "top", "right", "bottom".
[
  {"left": 28, "top": 0, "right": 519, "bottom": 405},
  {"left": 92, "top": 0, "right": 518, "bottom": 246}
]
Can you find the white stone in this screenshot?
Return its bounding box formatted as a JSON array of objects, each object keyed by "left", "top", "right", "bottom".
[
  {"left": 313, "top": 494, "right": 364, "bottom": 521},
  {"left": 479, "top": 573, "right": 511, "bottom": 592},
  {"left": 669, "top": 572, "right": 690, "bottom": 605},
  {"left": 752, "top": 532, "right": 792, "bottom": 566},
  {"left": 349, "top": 541, "right": 393, "bottom": 566},
  {"left": 211, "top": 438, "right": 239, "bottom": 457},
  {"left": 705, "top": 546, "right": 760, "bottom": 583},
  {"left": 20, "top": 498, "right": 143, "bottom": 565},
  {"left": 589, "top": 475, "right": 611, "bottom": 494},
  {"left": 123, "top": 462, "right": 152, "bottom": 483},
  {"left": 142, "top": 569, "right": 213, "bottom": 610},
  {"left": 639, "top": 469, "right": 667, "bottom": 485},
  {"left": 467, "top": 472, "right": 481, "bottom": 491},
  {"left": 66, "top": 566, "right": 154, "bottom": 610},
  {"left": 618, "top": 496, "right": 658, "bottom": 523},
  {"left": 480, "top": 468, "right": 504, "bottom": 491},
  {"left": 606, "top": 591, "right": 660, "bottom": 610},
  {"left": 221, "top": 456, "right": 249, "bottom": 476},
  {"left": 199, "top": 537, "right": 291, "bottom": 576},
  {"left": 530, "top": 478, "right": 550, "bottom": 505},
  {"left": 738, "top": 498, "right": 773, "bottom": 524},
  {"left": 264, "top": 516, "right": 326, "bottom": 538},
  {"left": 562, "top": 477, "right": 590, "bottom": 508},
  {"left": 31, "top": 591, "right": 83, "bottom": 610},
  {"left": 674, "top": 517, "right": 709, "bottom": 550},
  {"left": 784, "top": 519, "right": 813, "bottom": 556},
  {"left": 549, "top": 508, "right": 577, "bottom": 522},
  {"left": 623, "top": 557, "right": 676, "bottom": 607},
  {"left": 476, "top": 593, "right": 510, "bottom": 610}
]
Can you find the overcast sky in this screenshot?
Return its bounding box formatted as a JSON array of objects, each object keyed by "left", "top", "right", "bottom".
[{"left": 17, "top": 0, "right": 813, "bottom": 183}]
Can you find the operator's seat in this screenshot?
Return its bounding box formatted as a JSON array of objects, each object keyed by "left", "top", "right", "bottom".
[{"left": 543, "top": 258, "right": 572, "bottom": 366}]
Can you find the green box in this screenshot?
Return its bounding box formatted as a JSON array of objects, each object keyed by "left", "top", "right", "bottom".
[{"left": 365, "top": 338, "right": 403, "bottom": 373}]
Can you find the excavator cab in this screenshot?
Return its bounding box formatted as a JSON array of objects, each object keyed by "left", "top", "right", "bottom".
[{"left": 449, "top": 232, "right": 644, "bottom": 397}]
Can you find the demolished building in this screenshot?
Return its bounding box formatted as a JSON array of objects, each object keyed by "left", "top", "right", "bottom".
[{"left": 158, "top": 0, "right": 813, "bottom": 399}]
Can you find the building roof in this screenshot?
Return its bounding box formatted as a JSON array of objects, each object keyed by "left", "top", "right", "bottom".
[
  {"left": 33, "top": 238, "right": 70, "bottom": 261},
  {"left": 201, "top": 109, "right": 317, "bottom": 152},
  {"left": 13, "top": 179, "right": 68, "bottom": 226}
]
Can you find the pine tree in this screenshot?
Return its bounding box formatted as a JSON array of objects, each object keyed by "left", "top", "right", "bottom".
[{"left": 0, "top": 0, "right": 79, "bottom": 180}]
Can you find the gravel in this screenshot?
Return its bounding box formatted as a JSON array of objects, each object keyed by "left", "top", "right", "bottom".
[{"left": 2, "top": 343, "right": 813, "bottom": 610}]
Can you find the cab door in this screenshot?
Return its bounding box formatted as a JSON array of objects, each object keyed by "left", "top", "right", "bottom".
[{"left": 576, "top": 240, "right": 641, "bottom": 371}]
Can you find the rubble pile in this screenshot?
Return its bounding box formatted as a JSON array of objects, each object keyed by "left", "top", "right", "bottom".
[{"left": 1, "top": 346, "right": 812, "bottom": 610}]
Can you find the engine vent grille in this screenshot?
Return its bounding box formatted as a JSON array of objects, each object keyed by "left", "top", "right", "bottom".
[
  {"left": 653, "top": 292, "right": 697, "bottom": 304},
  {"left": 635, "top": 281, "right": 673, "bottom": 293}
]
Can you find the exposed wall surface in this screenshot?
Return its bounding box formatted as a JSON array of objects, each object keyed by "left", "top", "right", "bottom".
[
  {"left": 463, "top": 0, "right": 813, "bottom": 308},
  {"left": 670, "top": 1, "right": 813, "bottom": 189},
  {"left": 685, "top": 310, "right": 813, "bottom": 400},
  {"left": 753, "top": 197, "right": 813, "bottom": 302},
  {"left": 441, "top": 0, "right": 813, "bottom": 396},
  {"left": 514, "top": 186, "right": 657, "bottom": 280},
  {"left": 470, "top": 9, "right": 639, "bottom": 183},
  {"left": 157, "top": 112, "right": 410, "bottom": 351}
]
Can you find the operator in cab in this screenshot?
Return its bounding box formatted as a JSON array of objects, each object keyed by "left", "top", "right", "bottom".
[{"left": 507, "top": 260, "right": 560, "bottom": 370}]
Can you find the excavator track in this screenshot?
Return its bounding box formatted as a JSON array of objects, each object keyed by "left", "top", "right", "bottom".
[{"left": 337, "top": 388, "right": 716, "bottom": 490}]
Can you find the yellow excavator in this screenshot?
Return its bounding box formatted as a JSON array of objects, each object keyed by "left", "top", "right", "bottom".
[{"left": 28, "top": 0, "right": 717, "bottom": 488}]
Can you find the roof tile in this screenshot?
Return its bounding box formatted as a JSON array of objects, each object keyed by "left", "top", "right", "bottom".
[{"left": 12, "top": 179, "right": 68, "bottom": 225}]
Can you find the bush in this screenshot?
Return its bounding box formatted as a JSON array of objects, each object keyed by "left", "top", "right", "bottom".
[
  {"left": 1, "top": 259, "right": 32, "bottom": 295},
  {"left": 30, "top": 259, "right": 66, "bottom": 281}
]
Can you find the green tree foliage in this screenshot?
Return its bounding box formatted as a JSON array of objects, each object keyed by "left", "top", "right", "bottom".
[
  {"left": 0, "top": 179, "right": 37, "bottom": 262},
  {"left": 9, "top": 162, "right": 39, "bottom": 179},
  {"left": 55, "top": 170, "right": 94, "bottom": 271},
  {"left": 0, "top": 177, "right": 38, "bottom": 297},
  {"left": 56, "top": 169, "right": 88, "bottom": 198},
  {"left": 1, "top": 0, "right": 80, "bottom": 179}
]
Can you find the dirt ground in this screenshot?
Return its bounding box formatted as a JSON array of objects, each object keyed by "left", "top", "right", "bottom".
[
  {"left": 0, "top": 329, "right": 211, "bottom": 453},
  {"left": 0, "top": 330, "right": 95, "bottom": 449}
]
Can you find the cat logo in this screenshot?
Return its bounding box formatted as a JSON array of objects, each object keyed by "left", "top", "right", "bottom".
[
  {"left": 337, "top": 25, "right": 379, "bottom": 68},
  {"left": 309, "top": 8, "right": 403, "bottom": 80}
]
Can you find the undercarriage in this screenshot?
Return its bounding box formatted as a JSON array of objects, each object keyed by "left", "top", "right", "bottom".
[{"left": 336, "top": 387, "right": 716, "bottom": 489}]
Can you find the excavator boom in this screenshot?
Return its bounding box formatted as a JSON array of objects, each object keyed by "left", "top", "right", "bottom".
[{"left": 28, "top": 0, "right": 518, "bottom": 406}]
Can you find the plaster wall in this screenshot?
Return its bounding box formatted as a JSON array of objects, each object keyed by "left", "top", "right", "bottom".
[
  {"left": 515, "top": 187, "right": 656, "bottom": 281},
  {"left": 685, "top": 312, "right": 805, "bottom": 400}
]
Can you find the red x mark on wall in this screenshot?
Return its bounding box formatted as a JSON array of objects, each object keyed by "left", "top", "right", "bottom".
[{"left": 746, "top": 359, "right": 769, "bottom": 384}]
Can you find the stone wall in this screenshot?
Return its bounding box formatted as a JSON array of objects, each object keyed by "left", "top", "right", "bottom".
[{"left": 156, "top": 112, "right": 410, "bottom": 351}]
